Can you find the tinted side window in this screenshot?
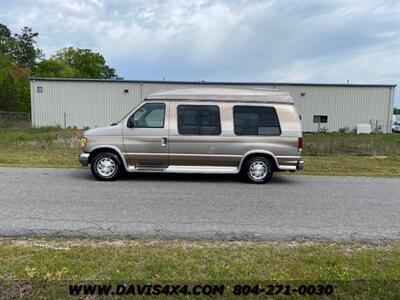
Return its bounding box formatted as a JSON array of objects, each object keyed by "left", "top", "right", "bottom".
[
  {"left": 233, "top": 106, "right": 281, "bottom": 136},
  {"left": 177, "top": 105, "right": 221, "bottom": 135},
  {"left": 129, "top": 103, "right": 165, "bottom": 128}
]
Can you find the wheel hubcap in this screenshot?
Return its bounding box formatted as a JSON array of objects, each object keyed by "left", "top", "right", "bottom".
[
  {"left": 96, "top": 157, "right": 116, "bottom": 177},
  {"left": 249, "top": 161, "right": 268, "bottom": 180}
]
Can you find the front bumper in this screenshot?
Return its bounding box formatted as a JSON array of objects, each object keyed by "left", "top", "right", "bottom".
[{"left": 79, "top": 152, "right": 90, "bottom": 166}]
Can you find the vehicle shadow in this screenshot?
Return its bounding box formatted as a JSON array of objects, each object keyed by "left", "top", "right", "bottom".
[{"left": 121, "top": 172, "right": 239, "bottom": 183}]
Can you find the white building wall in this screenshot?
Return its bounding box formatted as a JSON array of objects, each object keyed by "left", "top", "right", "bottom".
[{"left": 30, "top": 79, "right": 395, "bottom": 132}]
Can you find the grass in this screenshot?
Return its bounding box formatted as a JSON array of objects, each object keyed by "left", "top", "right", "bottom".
[
  {"left": 0, "top": 148, "right": 81, "bottom": 168},
  {"left": 0, "top": 129, "right": 399, "bottom": 298},
  {"left": 301, "top": 155, "right": 400, "bottom": 177},
  {"left": 0, "top": 127, "right": 82, "bottom": 168},
  {"left": 303, "top": 132, "right": 400, "bottom": 156},
  {"left": 0, "top": 128, "right": 399, "bottom": 177},
  {"left": 0, "top": 238, "right": 399, "bottom": 299}
]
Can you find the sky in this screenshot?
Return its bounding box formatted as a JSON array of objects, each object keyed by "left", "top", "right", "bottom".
[{"left": 1, "top": 0, "right": 399, "bottom": 106}]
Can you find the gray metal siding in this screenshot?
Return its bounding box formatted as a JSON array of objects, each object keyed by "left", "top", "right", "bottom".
[
  {"left": 281, "top": 85, "right": 394, "bottom": 132},
  {"left": 30, "top": 79, "right": 395, "bottom": 132}
]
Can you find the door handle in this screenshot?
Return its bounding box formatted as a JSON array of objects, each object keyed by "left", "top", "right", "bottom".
[{"left": 161, "top": 137, "right": 168, "bottom": 147}]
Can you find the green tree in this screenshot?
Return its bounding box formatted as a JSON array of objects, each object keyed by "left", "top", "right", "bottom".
[
  {"left": 0, "top": 23, "right": 16, "bottom": 58},
  {"left": 55, "top": 47, "right": 104, "bottom": 78},
  {"left": 394, "top": 107, "right": 400, "bottom": 115},
  {"left": 13, "top": 26, "right": 42, "bottom": 68},
  {"left": 0, "top": 53, "right": 30, "bottom": 112},
  {"left": 34, "top": 59, "right": 80, "bottom": 78},
  {"left": 101, "top": 65, "right": 120, "bottom": 80},
  {"left": 13, "top": 65, "right": 30, "bottom": 112},
  {"left": 0, "top": 23, "right": 11, "bottom": 38},
  {"left": 34, "top": 47, "right": 121, "bottom": 79},
  {"left": 0, "top": 23, "right": 122, "bottom": 113},
  {"left": 0, "top": 72, "right": 18, "bottom": 111}
]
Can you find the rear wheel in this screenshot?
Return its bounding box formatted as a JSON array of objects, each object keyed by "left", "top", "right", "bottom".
[
  {"left": 242, "top": 156, "right": 273, "bottom": 184},
  {"left": 91, "top": 152, "right": 123, "bottom": 181}
]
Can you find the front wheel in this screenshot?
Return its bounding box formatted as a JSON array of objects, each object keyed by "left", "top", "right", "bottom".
[
  {"left": 242, "top": 156, "right": 273, "bottom": 184},
  {"left": 91, "top": 152, "right": 123, "bottom": 181}
]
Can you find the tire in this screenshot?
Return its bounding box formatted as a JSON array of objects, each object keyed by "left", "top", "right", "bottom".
[
  {"left": 90, "top": 152, "right": 123, "bottom": 181},
  {"left": 242, "top": 156, "right": 273, "bottom": 184}
]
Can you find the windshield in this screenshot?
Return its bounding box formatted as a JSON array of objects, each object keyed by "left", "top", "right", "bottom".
[{"left": 113, "top": 103, "right": 143, "bottom": 125}]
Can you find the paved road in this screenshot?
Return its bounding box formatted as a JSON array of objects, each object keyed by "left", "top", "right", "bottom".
[{"left": 0, "top": 167, "right": 399, "bottom": 242}]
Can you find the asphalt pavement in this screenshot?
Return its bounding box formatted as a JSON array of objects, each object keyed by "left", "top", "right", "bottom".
[{"left": 0, "top": 167, "right": 399, "bottom": 242}]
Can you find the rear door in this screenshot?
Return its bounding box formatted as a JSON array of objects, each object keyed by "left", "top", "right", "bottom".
[{"left": 123, "top": 101, "right": 169, "bottom": 168}]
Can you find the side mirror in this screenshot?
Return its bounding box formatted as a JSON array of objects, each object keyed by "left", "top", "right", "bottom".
[{"left": 127, "top": 118, "right": 133, "bottom": 128}]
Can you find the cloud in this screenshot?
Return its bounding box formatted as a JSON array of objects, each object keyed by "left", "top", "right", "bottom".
[{"left": 1, "top": 0, "right": 399, "bottom": 105}]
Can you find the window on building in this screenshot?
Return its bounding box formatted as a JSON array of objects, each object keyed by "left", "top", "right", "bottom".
[
  {"left": 128, "top": 103, "right": 165, "bottom": 128},
  {"left": 37, "top": 86, "right": 43, "bottom": 93},
  {"left": 177, "top": 105, "right": 221, "bottom": 135},
  {"left": 233, "top": 106, "right": 281, "bottom": 136}
]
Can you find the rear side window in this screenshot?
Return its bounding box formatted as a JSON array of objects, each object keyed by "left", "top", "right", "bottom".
[
  {"left": 177, "top": 105, "right": 221, "bottom": 135},
  {"left": 233, "top": 106, "right": 281, "bottom": 136}
]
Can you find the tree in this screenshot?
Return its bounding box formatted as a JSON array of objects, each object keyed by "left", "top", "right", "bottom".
[
  {"left": 34, "top": 59, "right": 80, "bottom": 78},
  {"left": 12, "top": 65, "right": 30, "bottom": 112},
  {"left": 0, "top": 53, "right": 30, "bottom": 112},
  {"left": 34, "top": 47, "right": 121, "bottom": 79},
  {"left": 0, "top": 23, "right": 11, "bottom": 38},
  {"left": 0, "top": 23, "right": 122, "bottom": 113},
  {"left": 0, "top": 25, "right": 33, "bottom": 113},
  {"left": 53, "top": 47, "right": 105, "bottom": 78},
  {"left": 13, "top": 26, "right": 42, "bottom": 68},
  {"left": 0, "top": 24, "right": 43, "bottom": 68},
  {"left": 394, "top": 107, "right": 400, "bottom": 115},
  {"left": 0, "top": 72, "right": 18, "bottom": 111},
  {"left": 0, "top": 23, "right": 16, "bottom": 57},
  {"left": 101, "top": 65, "right": 121, "bottom": 80}
]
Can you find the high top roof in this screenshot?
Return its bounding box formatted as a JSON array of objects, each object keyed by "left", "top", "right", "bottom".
[{"left": 145, "top": 88, "right": 294, "bottom": 103}]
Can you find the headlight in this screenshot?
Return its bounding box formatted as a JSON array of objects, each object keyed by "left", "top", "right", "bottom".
[{"left": 81, "top": 137, "right": 88, "bottom": 148}]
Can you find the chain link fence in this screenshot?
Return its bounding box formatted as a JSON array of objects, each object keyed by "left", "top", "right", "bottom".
[{"left": 0, "top": 111, "right": 32, "bottom": 130}]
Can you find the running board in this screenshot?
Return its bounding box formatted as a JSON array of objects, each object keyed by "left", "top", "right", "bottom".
[{"left": 127, "top": 165, "right": 239, "bottom": 174}]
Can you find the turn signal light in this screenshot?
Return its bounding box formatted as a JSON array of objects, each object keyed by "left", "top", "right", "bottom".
[{"left": 81, "top": 137, "right": 88, "bottom": 148}]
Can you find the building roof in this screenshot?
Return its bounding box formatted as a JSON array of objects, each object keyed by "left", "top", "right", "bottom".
[
  {"left": 29, "top": 77, "right": 397, "bottom": 88},
  {"left": 145, "top": 88, "right": 293, "bottom": 103}
]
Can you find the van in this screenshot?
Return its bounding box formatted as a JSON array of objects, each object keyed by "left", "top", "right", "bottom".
[{"left": 79, "top": 88, "right": 304, "bottom": 183}]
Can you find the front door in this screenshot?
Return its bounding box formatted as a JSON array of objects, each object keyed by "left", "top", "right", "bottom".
[{"left": 123, "top": 102, "right": 169, "bottom": 169}]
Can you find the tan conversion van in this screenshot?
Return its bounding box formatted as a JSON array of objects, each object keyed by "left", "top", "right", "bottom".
[{"left": 79, "top": 88, "right": 304, "bottom": 183}]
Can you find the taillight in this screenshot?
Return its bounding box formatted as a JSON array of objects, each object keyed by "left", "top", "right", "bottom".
[{"left": 298, "top": 137, "right": 304, "bottom": 152}]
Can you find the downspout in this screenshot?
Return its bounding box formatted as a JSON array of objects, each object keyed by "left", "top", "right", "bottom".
[
  {"left": 387, "top": 87, "right": 395, "bottom": 133},
  {"left": 140, "top": 81, "right": 143, "bottom": 102},
  {"left": 30, "top": 79, "right": 35, "bottom": 127}
]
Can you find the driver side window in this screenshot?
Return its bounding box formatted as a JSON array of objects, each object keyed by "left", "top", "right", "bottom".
[{"left": 129, "top": 103, "right": 165, "bottom": 128}]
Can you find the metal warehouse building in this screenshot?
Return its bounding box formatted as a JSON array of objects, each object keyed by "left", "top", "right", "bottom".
[{"left": 30, "top": 78, "right": 396, "bottom": 132}]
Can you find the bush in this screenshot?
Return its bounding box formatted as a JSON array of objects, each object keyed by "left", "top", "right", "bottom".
[{"left": 338, "top": 127, "right": 350, "bottom": 133}]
